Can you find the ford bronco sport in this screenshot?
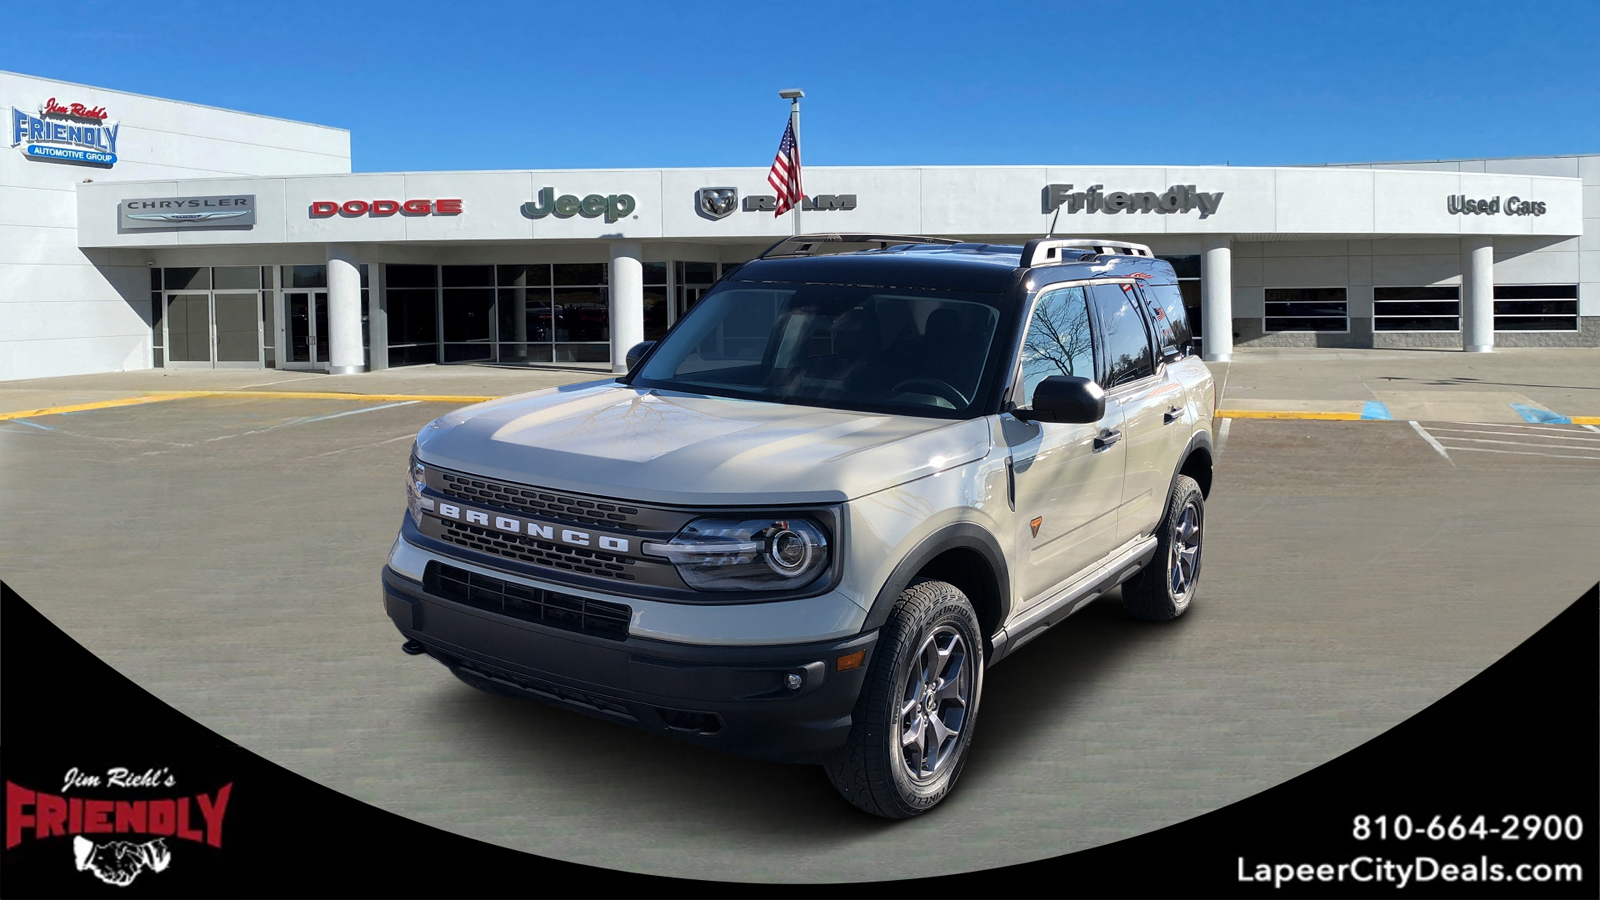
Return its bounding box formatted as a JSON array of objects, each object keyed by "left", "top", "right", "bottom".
[{"left": 383, "top": 234, "right": 1215, "bottom": 818}]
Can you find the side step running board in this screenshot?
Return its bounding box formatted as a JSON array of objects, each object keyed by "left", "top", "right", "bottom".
[{"left": 990, "top": 535, "right": 1159, "bottom": 664}]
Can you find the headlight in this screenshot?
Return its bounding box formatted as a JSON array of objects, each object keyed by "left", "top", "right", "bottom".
[
  {"left": 643, "top": 517, "right": 830, "bottom": 591},
  {"left": 405, "top": 450, "right": 430, "bottom": 526}
]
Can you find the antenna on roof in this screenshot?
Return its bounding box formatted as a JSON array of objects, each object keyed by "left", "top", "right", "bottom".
[{"left": 1045, "top": 205, "right": 1062, "bottom": 238}]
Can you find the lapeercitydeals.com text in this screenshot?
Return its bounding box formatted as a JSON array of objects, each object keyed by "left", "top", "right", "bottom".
[{"left": 1238, "top": 855, "right": 1583, "bottom": 890}]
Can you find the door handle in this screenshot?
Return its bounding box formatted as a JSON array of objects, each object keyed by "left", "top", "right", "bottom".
[
  {"left": 1093, "top": 429, "right": 1122, "bottom": 451},
  {"left": 1164, "top": 406, "right": 1183, "bottom": 425}
]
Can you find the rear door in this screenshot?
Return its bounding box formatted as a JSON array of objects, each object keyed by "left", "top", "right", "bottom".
[
  {"left": 1086, "top": 282, "right": 1177, "bottom": 544},
  {"left": 1138, "top": 280, "right": 1206, "bottom": 465}
]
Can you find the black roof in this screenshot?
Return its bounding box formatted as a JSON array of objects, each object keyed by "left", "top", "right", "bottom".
[{"left": 726, "top": 242, "right": 1176, "bottom": 293}]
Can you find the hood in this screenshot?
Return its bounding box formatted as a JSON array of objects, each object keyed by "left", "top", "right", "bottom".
[{"left": 413, "top": 380, "right": 993, "bottom": 505}]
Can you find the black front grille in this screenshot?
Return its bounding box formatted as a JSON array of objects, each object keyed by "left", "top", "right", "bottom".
[
  {"left": 440, "top": 472, "right": 643, "bottom": 531},
  {"left": 439, "top": 520, "right": 639, "bottom": 581},
  {"left": 427, "top": 562, "right": 631, "bottom": 641}
]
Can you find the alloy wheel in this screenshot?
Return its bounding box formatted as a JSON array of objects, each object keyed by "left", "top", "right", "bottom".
[
  {"left": 1169, "top": 499, "right": 1202, "bottom": 600},
  {"left": 896, "top": 625, "right": 972, "bottom": 782}
]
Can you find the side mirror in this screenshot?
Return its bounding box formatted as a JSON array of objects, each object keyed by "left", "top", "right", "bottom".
[
  {"left": 625, "top": 340, "right": 656, "bottom": 372},
  {"left": 1015, "top": 375, "right": 1105, "bottom": 424}
]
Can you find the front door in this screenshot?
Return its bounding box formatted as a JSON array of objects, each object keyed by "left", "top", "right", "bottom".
[
  {"left": 164, "top": 292, "right": 262, "bottom": 368},
  {"left": 283, "top": 290, "right": 330, "bottom": 370},
  {"left": 1007, "top": 285, "right": 1128, "bottom": 607}
]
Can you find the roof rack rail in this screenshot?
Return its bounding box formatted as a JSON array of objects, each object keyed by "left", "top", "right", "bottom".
[
  {"left": 756, "top": 233, "right": 961, "bottom": 259},
  {"left": 1020, "top": 239, "right": 1154, "bottom": 268}
]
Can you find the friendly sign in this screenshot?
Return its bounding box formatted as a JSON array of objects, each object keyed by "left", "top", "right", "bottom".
[{"left": 10, "top": 99, "right": 119, "bottom": 167}]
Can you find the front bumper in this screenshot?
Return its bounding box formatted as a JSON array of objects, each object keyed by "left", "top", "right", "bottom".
[{"left": 383, "top": 565, "right": 878, "bottom": 764}]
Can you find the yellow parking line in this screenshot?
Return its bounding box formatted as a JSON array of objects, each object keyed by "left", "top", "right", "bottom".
[
  {"left": 1215, "top": 409, "right": 1363, "bottom": 420},
  {"left": 0, "top": 389, "right": 499, "bottom": 422},
  {"left": 203, "top": 390, "right": 499, "bottom": 403},
  {"left": 0, "top": 393, "right": 190, "bottom": 422},
  {"left": 1571, "top": 416, "right": 1600, "bottom": 425}
]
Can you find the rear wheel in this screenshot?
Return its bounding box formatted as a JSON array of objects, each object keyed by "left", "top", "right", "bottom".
[
  {"left": 824, "top": 579, "right": 984, "bottom": 818},
  {"left": 1122, "top": 474, "right": 1204, "bottom": 622}
]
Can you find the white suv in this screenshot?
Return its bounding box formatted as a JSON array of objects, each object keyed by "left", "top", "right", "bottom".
[{"left": 384, "top": 235, "right": 1215, "bottom": 818}]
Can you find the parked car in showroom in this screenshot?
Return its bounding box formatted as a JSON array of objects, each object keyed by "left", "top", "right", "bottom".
[{"left": 383, "top": 234, "right": 1215, "bottom": 818}]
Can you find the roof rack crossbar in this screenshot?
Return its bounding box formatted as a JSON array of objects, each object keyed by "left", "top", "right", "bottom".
[
  {"left": 756, "top": 233, "right": 962, "bottom": 259},
  {"left": 1020, "top": 238, "right": 1154, "bottom": 268}
]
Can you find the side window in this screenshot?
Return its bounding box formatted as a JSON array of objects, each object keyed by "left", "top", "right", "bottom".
[
  {"left": 1140, "top": 282, "right": 1193, "bottom": 355},
  {"left": 1088, "top": 283, "right": 1155, "bottom": 387},
  {"left": 1017, "top": 286, "right": 1096, "bottom": 406}
]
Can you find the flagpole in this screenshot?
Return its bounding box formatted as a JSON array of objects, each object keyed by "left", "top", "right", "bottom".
[{"left": 780, "top": 89, "right": 804, "bottom": 236}]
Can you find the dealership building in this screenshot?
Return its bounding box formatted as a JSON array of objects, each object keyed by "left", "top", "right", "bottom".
[{"left": 4, "top": 70, "right": 1597, "bottom": 382}]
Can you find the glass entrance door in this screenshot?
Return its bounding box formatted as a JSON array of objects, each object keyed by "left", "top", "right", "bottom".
[
  {"left": 284, "top": 291, "right": 330, "bottom": 370},
  {"left": 164, "top": 292, "right": 262, "bottom": 368}
]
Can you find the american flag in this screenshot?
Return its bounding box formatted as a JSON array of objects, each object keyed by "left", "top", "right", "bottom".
[{"left": 767, "top": 119, "right": 804, "bottom": 217}]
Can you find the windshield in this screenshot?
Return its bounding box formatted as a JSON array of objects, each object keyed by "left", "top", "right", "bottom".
[{"left": 632, "top": 282, "right": 1008, "bottom": 418}]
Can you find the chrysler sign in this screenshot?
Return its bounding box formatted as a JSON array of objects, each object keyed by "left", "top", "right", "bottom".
[{"left": 120, "top": 195, "right": 256, "bottom": 229}]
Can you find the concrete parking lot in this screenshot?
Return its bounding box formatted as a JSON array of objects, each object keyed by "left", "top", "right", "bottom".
[{"left": 2, "top": 350, "right": 1598, "bottom": 881}]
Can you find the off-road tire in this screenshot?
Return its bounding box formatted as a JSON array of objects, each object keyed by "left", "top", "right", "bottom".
[
  {"left": 1122, "top": 474, "right": 1205, "bottom": 622},
  {"left": 823, "top": 579, "right": 984, "bottom": 818}
]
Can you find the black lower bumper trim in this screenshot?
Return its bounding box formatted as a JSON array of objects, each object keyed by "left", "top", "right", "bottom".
[{"left": 384, "top": 567, "right": 876, "bottom": 764}]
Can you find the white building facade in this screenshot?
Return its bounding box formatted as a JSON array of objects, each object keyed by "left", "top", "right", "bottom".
[{"left": 5, "top": 71, "right": 1595, "bottom": 381}]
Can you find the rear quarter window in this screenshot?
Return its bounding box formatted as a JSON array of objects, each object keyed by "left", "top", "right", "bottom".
[{"left": 1140, "top": 282, "right": 1193, "bottom": 355}]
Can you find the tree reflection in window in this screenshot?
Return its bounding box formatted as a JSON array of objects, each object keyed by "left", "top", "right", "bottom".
[{"left": 1019, "top": 286, "right": 1095, "bottom": 406}]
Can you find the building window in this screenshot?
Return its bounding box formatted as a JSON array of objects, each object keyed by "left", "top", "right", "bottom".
[
  {"left": 261, "top": 266, "right": 275, "bottom": 368},
  {"left": 150, "top": 268, "right": 163, "bottom": 368},
  {"left": 496, "top": 264, "right": 553, "bottom": 364},
  {"left": 441, "top": 265, "right": 495, "bottom": 362},
  {"left": 675, "top": 261, "right": 720, "bottom": 323},
  {"left": 490, "top": 263, "right": 611, "bottom": 365},
  {"left": 1494, "top": 285, "right": 1579, "bottom": 332},
  {"left": 643, "top": 262, "right": 669, "bottom": 341},
  {"left": 386, "top": 264, "right": 439, "bottom": 366},
  {"left": 157, "top": 266, "right": 265, "bottom": 367},
  {"left": 1374, "top": 286, "right": 1460, "bottom": 332},
  {"left": 1264, "top": 288, "right": 1347, "bottom": 333}
]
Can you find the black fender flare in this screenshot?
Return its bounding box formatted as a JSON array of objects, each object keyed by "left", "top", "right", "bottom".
[
  {"left": 861, "top": 522, "right": 1011, "bottom": 647},
  {"left": 1167, "top": 427, "right": 1215, "bottom": 506}
]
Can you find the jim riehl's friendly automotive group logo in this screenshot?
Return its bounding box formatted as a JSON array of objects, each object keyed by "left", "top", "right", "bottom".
[{"left": 6, "top": 767, "right": 232, "bottom": 887}]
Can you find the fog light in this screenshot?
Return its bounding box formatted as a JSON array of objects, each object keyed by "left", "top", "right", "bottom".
[{"left": 785, "top": 673, "right": 802, "bottom": 690}]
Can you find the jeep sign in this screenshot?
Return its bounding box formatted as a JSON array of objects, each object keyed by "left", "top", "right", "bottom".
[{"left": 522, "top": 187, "right": 636, "bottom": 223}]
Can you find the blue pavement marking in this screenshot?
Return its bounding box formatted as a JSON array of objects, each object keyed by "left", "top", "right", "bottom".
[
  {"left": 10, "top": 419, "right": 59, "bottom": 430},
  {"left": 1360, "top": 401, "right": 1392, "bottom": 420},
  {"left": 1510, "top": 403, "right": 1572, "bottom": 425}
]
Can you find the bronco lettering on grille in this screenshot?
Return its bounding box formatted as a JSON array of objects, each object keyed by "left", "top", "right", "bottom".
[{"left": 434, "top": 501, "right": 630, "bottom": 553}]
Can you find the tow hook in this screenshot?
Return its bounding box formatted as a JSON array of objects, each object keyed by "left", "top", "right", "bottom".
[{"left": 401, "top": 639, "right": 427, "bottom": 656}]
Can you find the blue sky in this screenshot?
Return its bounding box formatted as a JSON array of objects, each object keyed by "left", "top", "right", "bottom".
[{"left": 4, "top": 0, "right": 1597, "bottom": 172}]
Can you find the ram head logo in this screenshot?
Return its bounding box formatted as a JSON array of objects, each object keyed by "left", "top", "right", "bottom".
[
  {"left": 73, "top": 836, "right": 172, "bottom": 887},
  {"left": 696, "top": 187, "right": 739, "bottom": 220}
]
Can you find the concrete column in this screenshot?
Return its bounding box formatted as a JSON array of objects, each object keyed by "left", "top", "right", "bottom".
[
  {"left": 326, "top": 243, "right": 366, "bottom": 374},
  {"left": 609, "top": 241, "right": 644, "bottom": 374},
  {"left": 369, "top": 261, "right": 388, "bottom": 371},
  {"left": 1200, "top": 235, "right": 1233, "bottom": 362},
  {"left": 1461, "top": 236, "right": 1494, "bottom": 352}
]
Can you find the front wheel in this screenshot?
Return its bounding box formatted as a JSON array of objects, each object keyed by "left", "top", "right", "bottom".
[
  {"left": 1122, "top": 474, "right": 1205, "bottom": 622},
  {"left": 824, "top": 579, "right": 984, "bottom": 818}
]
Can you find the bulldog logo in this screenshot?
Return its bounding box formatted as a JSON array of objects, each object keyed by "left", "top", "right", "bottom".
[{"left": 696, "top": 187, "right": 739, "bottom": 220}]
